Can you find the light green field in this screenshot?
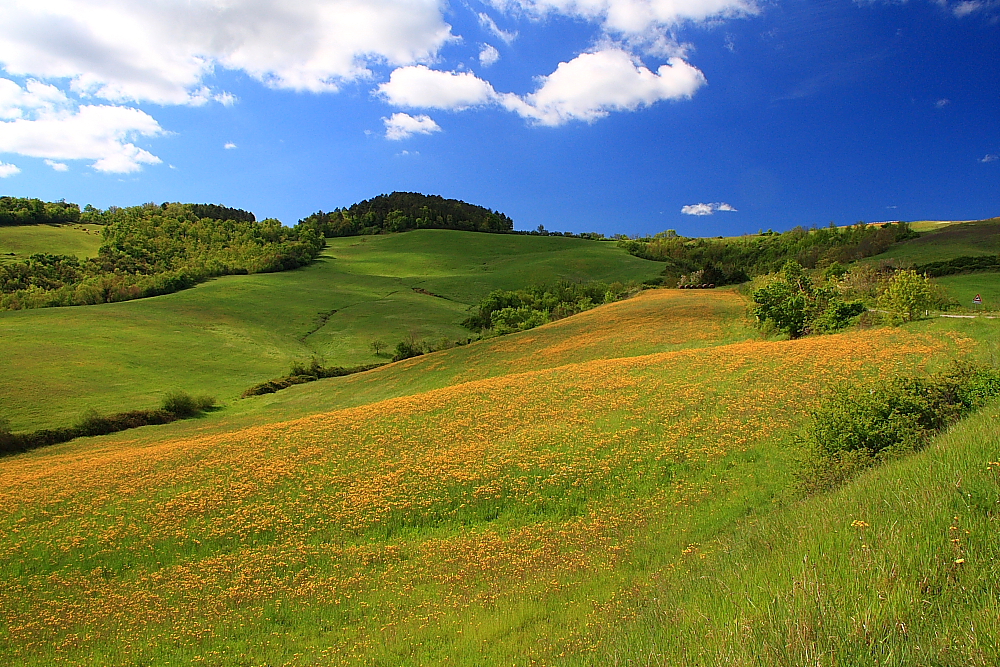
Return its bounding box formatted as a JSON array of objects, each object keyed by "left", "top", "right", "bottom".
[
  {"left": 1, "top": 290, "right": 997, "bottom": 666},
  {"left": 874, "top": 217, "right": 1000, "bottom": 264},
  {"left": 0, "top": 230, "right": 662, "bottom": 431},
  {"left": 0, "top": 223, "right": 104, "bottom": 262},
  {"left": 4, "top": 224, "right": 1000, "bottom": 666},
  {"left": 935, "top": 271, "right": 1000, "bottom": 311}
]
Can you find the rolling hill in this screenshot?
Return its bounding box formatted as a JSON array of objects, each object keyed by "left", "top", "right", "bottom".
[
  {"left": 2, "top": 214, "right": 999, "bottom": 666},
  {"left": 0, "top": 229, "right": 661, "bottom": 432}
]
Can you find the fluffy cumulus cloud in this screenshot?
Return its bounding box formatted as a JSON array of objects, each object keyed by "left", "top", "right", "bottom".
[
  {"left": 512, "top": 49, "right": 706, "bottom": 125},
  {"left": 0, "top": 78, "right": 163, "bottom": 173},
  {"left": 379, "top": 66, "right": 497, "bottom": 109},
  {"left": 681, "top": 202, "right": 737, "bottom": 215},
  {"left": 383, "top": 112, "right": 441, "bottom": 139},
  {"left": 0, "top": 161, "right": 19, "bottom": 177},
  {"left": 479, "top": 44, "right": 501, "bottom": 67},
  {"left": 489, "top": 0, "right": 757, "bottom": 49},
  {"left": 44, "top": 159, "right": 68, "bottom": 171},
  {"left": 0, "top": 0, "right": 456, "bottom": 105},
  {"left": 381, "top": 48, "right": 704, "bottom": 127}
]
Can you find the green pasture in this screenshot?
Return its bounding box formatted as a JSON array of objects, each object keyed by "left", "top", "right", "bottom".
[
  {"left": 0, "top": 230, "right": 661, "bottom": 431},
  {"left": 935, "top": 271, "right": 1000, "bottom": 311},
  {"left": 0, "top": 223, "right": 103, "bottom": 262},
  {"left": 874, "top": 217, "right": 1000, "bottom": 264},
  {"left": 1, "top": 313, "right": 997, "bottom": 666},
  {"left": 588, "top": 399, "right": 1000, "bottom": 667}
]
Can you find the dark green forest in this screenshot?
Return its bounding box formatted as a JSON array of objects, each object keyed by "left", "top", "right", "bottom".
[
  {"left": 0, "top": 197, "right": 81, "bottom": 226},
  {"left": 619, "top": 222, "right": 919, "bottom": 286},
  {"left": 1, "top": 202, "right": 323, "bottom": 311},
  {"left": 297, "top": 192, "right": 514, "bottom": 236}
]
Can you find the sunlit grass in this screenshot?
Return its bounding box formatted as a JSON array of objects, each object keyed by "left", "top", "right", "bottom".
[{"left": 0, "top": 324, "right": 968, "bottom": 665}]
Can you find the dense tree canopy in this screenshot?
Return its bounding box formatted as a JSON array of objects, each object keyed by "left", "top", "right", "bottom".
[
  {"left": 0, "top": 197, "right": 81, "bottom": 226},
  {"left": 1, "top": 202, "right": 323, "bottom": 311},
  {"left": 619, "top": 222, "right": 919, "bottom": 286},
  {"left": 297, "top": 192, "right": 514, "bottom": 237}
]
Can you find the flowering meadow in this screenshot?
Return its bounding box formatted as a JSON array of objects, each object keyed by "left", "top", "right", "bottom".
[{"left": 0, "top": 290, "right": 993, "bottom": 666}]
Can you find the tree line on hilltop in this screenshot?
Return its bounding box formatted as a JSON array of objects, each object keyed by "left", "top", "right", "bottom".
[
  {"left": 619, "top": 222, "right": 920, "bottom": 287},
  {"left": 0, "top": 193, "right": 527, "bottom": 311},
  {"left": 296, "top": 192, "right": 514, "bottom": 236},
  {"left": 1, "top": 201, "right": 324, "bottom": 311}
]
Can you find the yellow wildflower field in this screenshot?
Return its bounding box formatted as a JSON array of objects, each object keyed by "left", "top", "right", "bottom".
[{"left": 0, "top": 321, "right": 955, "bottom": 665}]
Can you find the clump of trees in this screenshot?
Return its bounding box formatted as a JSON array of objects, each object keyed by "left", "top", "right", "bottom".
[
  {"left": 0, "top": 197, "right": 81, "bottom": 226},
  {"left": 619, "top": 222, "right": 919, "bottom": 287},
  {"left": 800, "top": 364, "right": 1000, "bottom": 491},
  {"left": 462, "top": 280, "right": 643, "bottom": 335},
  {"left": 750, "top": 261, "right": 947, "bottom": 337},
  {"left": 1, "top": 201, "right": 324, "bottom": 311},
  {"left": 0, "top": 391, "right": 216, "bottom": 455},
  {"left": 297, "top": 192, "right": 513, "bottom": 237},
  {"left": 750, "top": 261, "right": 867, "bottom": 338}
]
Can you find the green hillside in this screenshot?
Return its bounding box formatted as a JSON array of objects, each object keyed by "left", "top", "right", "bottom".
[
  {"left": 3, "top": 204, "right": 1000, "bottom": 666},
  {"left": 1, "top": 290, "right": 997, "bottom": 666},
  {"left": 0, "top": 223, "right": 103, "bottom": 263},
  {"left": 0, "top": 230, "right": 661, "bottom": 431},
  {"left": 874, "top": 217, "right": 1000, "bottom": 264}
]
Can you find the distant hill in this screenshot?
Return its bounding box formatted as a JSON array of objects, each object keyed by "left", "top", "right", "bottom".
[
  {"left": 870, "top": 216, "right": 1000, "bottom": 265},
  {"left": 297, "top": 191, "right": 514, "bottom": 236}
]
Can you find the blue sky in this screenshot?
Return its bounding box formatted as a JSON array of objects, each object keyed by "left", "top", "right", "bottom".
[{"left": 0, "top": 0, "right": 996, "bottom": 237}]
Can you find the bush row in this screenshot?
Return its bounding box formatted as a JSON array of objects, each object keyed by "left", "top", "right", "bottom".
[
  {"left": 0, "top": 392, "right": 216, "bottom": 456},
  {"left": 241, "top": 361, "right": 386, "bottom": 398}
]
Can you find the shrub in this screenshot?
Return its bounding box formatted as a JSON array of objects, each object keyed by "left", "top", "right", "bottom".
[
  {"left": 162, "top": 391, "right": 215, "bottom": 417},
  {"left": 877, "top": 269, "right": 933, "bottom": 324},
  {"left": 800, "top": 364, "right": 1000, "bottom": 490},
  {"left": 392, "top": 339, "right": 424, "bottom": 362}
]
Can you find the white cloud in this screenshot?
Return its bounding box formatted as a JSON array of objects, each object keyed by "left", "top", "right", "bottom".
[
  {"left": 480, "top": 44, "right": 501, "bottom": 67},
  {"left": 935, "top": 98, "right": 950, "bottom": 108},
  {"left": 383, "top": 112, "right": 441, "bottom": 139},
  {"left": 382, "top": 48, "right": 705, "bottom": 126},
  {"left": 0, "top": 161, "right": 20, "bottom": 177},
  {"left": 981, "top": 154, "right": 999, "bottom": 163},
  {"left": 0, "top": 0, "right": 456, "bottom": 105},
  {"left": 681, "top": 202, "right": 737, "bottom": 215},
  {"left": 224, "top": 142, "right": 237, "bottom": 149},
  {"left": 0, "top": 79, "right": 163, "bottom": 173},
  {"left": 489, "top": 0, "right": 757, "bottom": 47},
  {"left": 44, "top": 159, "right": 69, "bottom": 171},
  {"left": 379, "top": 66, "right": 497, "bottom": 109},
  {"left": 478, "top": 12, "right": 518, "bottom": 44},
  {"left": 953, "top": 0, "right": 984, "bottom": 16},
  {"left": 510, "top": 49, "right": 706, "bottom": 125}
]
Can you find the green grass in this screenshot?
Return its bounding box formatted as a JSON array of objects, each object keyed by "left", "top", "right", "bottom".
[
  {"left": 585, "top": 399, "right": 1000, "bottom": 666},
  {"left": 874, "top": 217, "right": 1000, "bottom": 264},
  {"left": 0, "top": 230, "right": 661, "bottom": 431},
  {"left": 0, "top": 223, "right": 103, "bottom": 262},
  {"left": 0, "top": 311, "right": 995, "bottom": 666},
  {"left": 936, "top": 271, "right": 1000, "bottom": 311}
]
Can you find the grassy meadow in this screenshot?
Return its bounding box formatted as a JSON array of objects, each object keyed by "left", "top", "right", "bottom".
[
  {"left": 936, "top": 272, "right": 1000, "bottom": 311},
  {"left": 2, "top": 222, "right": 1000, "bottom": 666},
  {"left": 873, "top": 217, "right": 1000, "bottom": 264},
  {"left": 0, "top": 230, "right": 660, "bottom": 431},
  {"left": 0, "top": 223, "right": 104, "bottom": 263}
]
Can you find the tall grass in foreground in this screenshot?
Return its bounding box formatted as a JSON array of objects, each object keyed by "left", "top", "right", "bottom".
[{"left": 587, "top": 402, "right": 1000, "bottom": 666}]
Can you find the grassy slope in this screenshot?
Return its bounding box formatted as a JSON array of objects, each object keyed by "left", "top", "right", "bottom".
[
  {"left": 0, "top": 230, "right": 661, "bottom": 431},
  {"left": 936, "top": 272, "right": 1000, "bottom": 311},
  {"left": 1, "top": 289, "right": 995, "bottom": 665},
  {"left": 873, "top": 217, "right": 1000, "bottom": 264},
  {"left": 0, "top": 223, "right": 104, "bottom": 262}
]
